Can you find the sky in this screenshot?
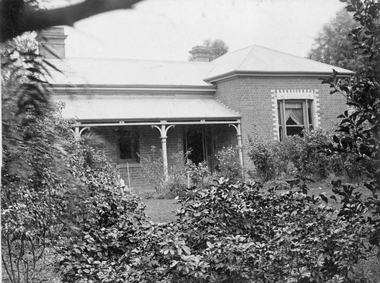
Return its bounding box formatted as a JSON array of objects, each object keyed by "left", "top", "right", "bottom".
[{"left": 62, "top": 0, "right": 346, "bottom": 61}]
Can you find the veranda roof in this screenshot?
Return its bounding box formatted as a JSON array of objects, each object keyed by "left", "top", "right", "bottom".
[{"left": 53, "top": 94, "right": 240, "bottom": 122}]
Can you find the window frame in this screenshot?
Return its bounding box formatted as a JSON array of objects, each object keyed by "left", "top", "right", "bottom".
[{"left": 277, "top": 99, "right": 314, "bottom": 140}]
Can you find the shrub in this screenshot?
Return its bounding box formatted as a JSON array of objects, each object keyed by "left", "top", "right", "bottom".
[
  {"left": 141, "top": 151, "right": 213, "bottom": 198},
  {"left": 248, "top": 129, "right": 368, "bottom": 181},
  {"left": 126, "top": 178, "right": 373, "bottom": 283},
  {"left": 247, "top": 136, "right": 277, "bottom": 181},
  {"left": 214, "top": 146, "right": 243, "bottom": 179},
  {"left": 1, "top": 100, "right": 149, "bottom": 282},
  {"left": 57, "top": 143, "right": 148, "bottom": 282}
]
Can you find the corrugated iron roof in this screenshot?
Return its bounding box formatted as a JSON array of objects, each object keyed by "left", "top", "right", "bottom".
[
  {"left": 48, "top": 45, "right": 354, "bottom": 87},
  {"left": 53, "top": 94, "right": 240, "bottom": 121},
  {"left": 49, "top": 58, "right": 214, "bottom": 86},
  {"left": 205, "top": 45, "right": 354, "bottom": 81}
]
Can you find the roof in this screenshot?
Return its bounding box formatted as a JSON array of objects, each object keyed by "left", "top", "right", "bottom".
[
  {"left": 49, "top": 58, "right": 214, "bottom": 87},
  {"left": 204, "top": 45, "right": 354, "bottom": 82},
  {"left": 48, "top": 45, "right": 354, "bottom": 87},
  {"left": 53, "top": 94, "right": 240, "bottom": 122}
]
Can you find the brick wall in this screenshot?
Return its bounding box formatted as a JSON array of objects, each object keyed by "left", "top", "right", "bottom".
[
  {"left": 89, "top": 125, "right": 184, "bottom": 193},
  {"left": 89, "top": 123, "right": 237, "bottom": 192},
  {"left": 214, "top": 76, "right": 347, "bottom": 168}
]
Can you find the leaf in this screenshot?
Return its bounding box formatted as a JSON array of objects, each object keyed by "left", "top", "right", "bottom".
[
  {"left": 320, "top": 193, "right": 328, "bottom": 203},
  {"left": 182, "top": 245, "right": 191, "bottom": 255}
]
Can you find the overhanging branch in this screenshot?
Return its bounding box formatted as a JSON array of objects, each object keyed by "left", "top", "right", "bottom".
[{"left": 0, "top": 0, "right": 144, "bottom": 42}]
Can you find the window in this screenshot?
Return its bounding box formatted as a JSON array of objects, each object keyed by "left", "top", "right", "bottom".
[
  {"left": 278, "top": 99, "right": 313, "bottom": 140},
  {"left": 117, "top": 128, "right": 139, "bottom": 163}
]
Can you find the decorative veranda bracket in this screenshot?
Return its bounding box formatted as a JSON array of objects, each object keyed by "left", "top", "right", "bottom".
[
  {"left": 229, "top": 122, "right": 244, "bottom": 175},
  {"left": 71, "top": 126, "right": 90, "bottom": 140},
  {"left": 152, "top": 123, "right": 175, "bottom": 180}
]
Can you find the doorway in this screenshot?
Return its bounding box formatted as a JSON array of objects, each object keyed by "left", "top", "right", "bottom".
[{"left": 184, "top": 125, "right": 213, "bottom": 167}]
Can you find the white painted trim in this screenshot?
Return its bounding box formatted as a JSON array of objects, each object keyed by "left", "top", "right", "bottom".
[
  {"left": 274, "top": 89, "right": 315, "bottom": 100},
  {"left": 75, "top": 120, "right": 241, "bottom": 127},
  {"left": 52, "top": 87, "right": 216, "bottom": 92},
  {"left": 271, "top": 89, "right": 321, "bottom": 139},
  {"left": 313, "top": 89, "right": 321, "bottom": 128},
  {"left": 270, "top": 90, "right": 279, "bottom": 141}
]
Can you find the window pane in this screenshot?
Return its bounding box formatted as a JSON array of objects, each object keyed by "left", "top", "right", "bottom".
[
  {"left": 278, "top": 99, "right": 314, "bottom": 140},
  {"left": 307, "top": 100, "right": 313, "bottom": 125},
  {"left": 119, "top": 129, "right": 139, "bottom": 160},
  {"left": 286, "top": 126, "right": 304, "bottom": 136},
  {"left": 285, "top": 102, "right": 302, "bottom": 109},
  {"left": 286, "top": 109, "right": 304, "bottom": 125}
]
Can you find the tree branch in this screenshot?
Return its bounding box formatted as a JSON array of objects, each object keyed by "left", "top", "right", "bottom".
[{"left": 0, "top": 0, "right": 144, "bottom": 42}]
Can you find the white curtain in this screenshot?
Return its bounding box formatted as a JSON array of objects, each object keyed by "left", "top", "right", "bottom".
[{"left": 285, "top": 108, "right": 303, "bottom": 125}]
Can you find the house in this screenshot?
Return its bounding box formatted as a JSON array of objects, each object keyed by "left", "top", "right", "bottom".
[{"left": 42, "top": 27, "right": 353, "bottom": 191}]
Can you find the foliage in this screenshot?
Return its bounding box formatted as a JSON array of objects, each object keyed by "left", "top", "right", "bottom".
[
  {"left": 1, "top": 33, "right": 72, "bottom": 282},
  {"left": 141, "top": 151, "right": 192, "bottom": 198},
  {"left": 308, "top": 7, "right": 380, "bottom": 81},
  {"left": 1, "top": 38, "right": 149, "bottom": 281},
  {"left": 139, "top": 151, "right": 166, "bottom": 194},
  {"left": 57, "top": 143, "right": 148, "bottom": 283},
  {"left": 247, "top": 136, "right": 277, "bottom": 182},
  {"left": 277, "top": 130, "right": 360, "bottom": 180},
  {"left": 0, "top": 0, "right": 144, "bottom": 42},
  {"left": 1, "top": 97, "right": 150, "bottom": 282},
  {"left": 189, "top": 39, "right": 229, "bottom": 61},
  {"left": 248, "top": 129, "right": 368, "bottom": 182},
  {"left": 308, "top": 10, "right": 360, "bottom": 71},
  {"left": 321, "top": 0, "right": 380, "bottom": 271},
  {"left": 214, "top": 146, "right": 242, "bottom": 179},
  {"left": 203, "top": 39, "right": 229, "bottom": 61},
  {"left": 125, "top": 179, "right": 373, "bottom": 283},
  {"left": 1, "top": 101, "right": 72, "bottom": 282},
  {"left": 141, "top": 151, "right": 214, "bottom": 198}
]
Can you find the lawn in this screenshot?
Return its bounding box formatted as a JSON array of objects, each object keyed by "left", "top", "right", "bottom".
[{"left": 143, "top": 198, "right": 181, "bottom": 223}]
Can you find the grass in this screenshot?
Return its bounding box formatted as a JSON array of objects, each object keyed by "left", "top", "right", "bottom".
[{"left": 143, "top": 198, "right": 180, "bottom": 223}]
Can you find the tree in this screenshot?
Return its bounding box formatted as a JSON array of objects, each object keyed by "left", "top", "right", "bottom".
[
  {"left": 0, "top": 0, "right": 144, "bottom": 42},
  {"left": 308, "top": 9, "right": 359, "bottom": 69},
  {"left": 189, "top": 39, "right": 229, "bottom": 62},
  {"left": 204, "top": 39, "right": 229, "bottom": 61},
  {"left": 322, "top": 0, "right": 380, "bottom": 249},
  {"left": 308, "top": 7, "right": 380, "bottom": 81},
  {"left": 0, "top": 5, "right": 148, "bottom": 281}
]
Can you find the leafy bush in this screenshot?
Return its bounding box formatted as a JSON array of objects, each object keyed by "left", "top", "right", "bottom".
[
  {"left": 247, "top": 136, "right": 278, "bottom": 182},
  {"left": 1, "top": 101, "right": 149, "bottom": 282},
  {"left": 141, "top": 151, "right": 213, "bottom": 198},
  {"left": 125, "top": 178, "right": 373, "bottom": 283},
  {"left": 214, "top": 146, "right": 242, "bottom": 179},
  {"left": 248, "top": 129, "right": 367, "bottom": 182},
  {"left": 1, "top": 102, "right": 74, "bottom": 282},
  {"left": 57, "top": 143, "right": 148, "bottom": 283}
]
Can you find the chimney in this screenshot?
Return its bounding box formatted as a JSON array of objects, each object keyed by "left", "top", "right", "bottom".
[
  {"left": 189, "top": 46, "right": 210, "bottom": 62},
  {"left": 36, "top": 27, "right": 67, "bottom": 59}
]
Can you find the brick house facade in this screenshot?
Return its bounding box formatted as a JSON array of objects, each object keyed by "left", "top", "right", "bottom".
[{"left": 44, "top": 28, "right": 352, "bottom": 192}]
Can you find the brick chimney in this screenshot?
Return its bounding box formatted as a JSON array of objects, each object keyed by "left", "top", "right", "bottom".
[
  {"left": 189, "top": 46, "right": 210, "bottom": 62},
  {"left": 36, "top": 27, "right": 67, "bottom": 59}
]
